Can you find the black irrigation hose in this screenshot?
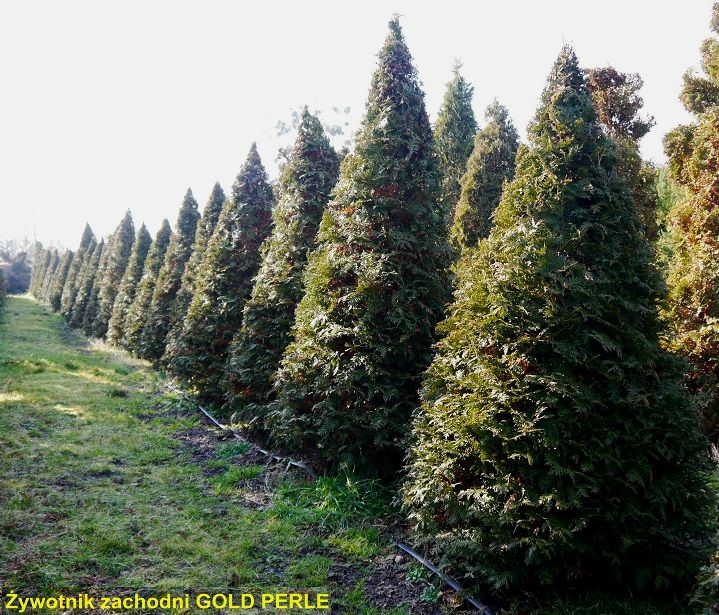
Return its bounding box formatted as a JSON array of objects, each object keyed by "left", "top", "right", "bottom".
[
  {"left": 396, "top": 543, "right": 494, "bottom": 614},
  {"left": 197, "top": 404, "right": 317, "bottom": 479}
]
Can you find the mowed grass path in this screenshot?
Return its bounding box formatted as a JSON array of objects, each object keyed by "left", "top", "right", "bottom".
[{"left": 0, "top": 296, "right": 416, "bottom": 613}]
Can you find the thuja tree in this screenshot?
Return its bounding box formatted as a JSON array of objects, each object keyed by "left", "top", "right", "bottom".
[
  {"left": 451, "top": 100, "right": 518, "bottom": 248},
  {"left": 664, "top": 3, "right": 719, "bottom": 441},
  {"left": 141, "top": 191, "right": 200, "bottom": 361},
  {"left": 271, "top": 20, "right": 451, "bottom": 469},
  {"left": 166, "top": 144, "right": 274, "bottom": 397},
  {"left": 434, "top": 62, "right": 477, "bottom": 218},
  {"left": 107, "top": 224, "right": 152, "bottom": 345},
  {"left": 30, "top": 249, "right": 51, "bottom": 298},
  {"left": 49, "top": 249, "right": 74, "bottom": 311},
  {"left": 40, "top": 249, "right": 59, "bottom": 301},
  {"left": 403, "top": 47, "right": 713, "bottom": 597},
  {"left": 225, "top": 110, "right": 339, "bottom": 423},
  {"left": 69, "top": 238, "right": 104, "bottom": 329},
  {"left": 123, "top": 219, "right": 172, "bottom": 353},
  {"left": 82, "top": 240, "right": 109, "bottom": 336},
  {"left": 162, "top": 182, "right": 226, "bottom": 366},
  {"left": 68, "top": 238, "right": 102, "bottom": 329},
  {"left": 586, "top": 67, "right": 658, "bottom": 241},
  {"left": 60, "top": 224, "right": 95, "bottom": 316},
  {"left": 93, "top": 210, "right": 135, "bottom": 338}
]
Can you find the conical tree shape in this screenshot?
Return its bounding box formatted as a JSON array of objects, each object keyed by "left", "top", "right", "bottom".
[
  {"left": 68, "top": 238, "right": 102, "bottom": 329},
  {"left": 162, "top": 181, "right": 226, "bottom": 366},
  {"left": 31, "top": 249, "right": 51, "bottom": 298},
  {"left": 225, "top": 110, "right": 339, "bottom": 423},
  {"left": 123, "top": 220, "right": 172, "bottom": 353},
  {"left": 664, "top": 4, "right": 719, "bottom": 442},
  {"left": 586, "top": 66, "right": 658, "bottom": 241},
  {"left": 166, "top": 144, "right": 274, "bottom": 397},
  {"left": 82, "top": 240, "right": 109, "bottom": 336},
  {"left": 451, "top": 100, "right": 518, "bottom": 248},
  {"left": 39, "top": 249, "right": 59, "bottom": 300},
  {"left": 93, "top": 210, "right": 135, "bottom": 338},
  {"left": 69, "top": 238, "right": 103, "bottom": 329},
  {"left": 403, "top": 47, "right": 712, "bottom": 595},
  {"left": 49, "top": 250, "right": 74, "bottom": 312},
  {"left": 107, "top": 224, "right": 152, "bottom": 345},
  {"left": 140, "top": 191, "right": 200, "bottom": 361},
  {"left": 60, "top": 225, "right": 95, "bottom": 317},
  {"left": 271, "top": 20, "right": 451, "bottom": 469},
  {"left": 434, "top": 62, "right": 478, "bottom": 219}
]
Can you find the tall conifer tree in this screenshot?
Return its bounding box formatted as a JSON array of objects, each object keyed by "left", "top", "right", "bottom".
[
  {"left": 434, "top": 62, "right": 477, "bottom": 220},
  {"left": 225, "top": 110, "right": 339, "bottom": 422},
  {"left": 49, "top": 250, "right": 74, "bottom": 312},
  {"left": 166, "top": 145, "right": 274, "bottom": 397},
  {"left": 403, "top": 47, "right": 712, "bottom": 595},
  {"left": 107, "top": 224, "right": 152, "bottom": 345},
  {"left": 124, "top": 220, "right": 172, "bottom": 353},
  {"left": 271, "top": 20, "right": 451, "bottom": 469},
  {"left": 664, "top": 4, "right": 719, "bottom": 440},
  {"left": 82, "top": 240, "right": 109, "bottom": 336},
  {"left": 93, "top": 211, "right": 135, "bottom": 338},
  {"left": 141, "top": 191, "right": 200, "bottom": 361},
  {"left": 60, "top": 224, "right": 95, "bottom": 317},
  {"left": 68, "top": 238, "right": 102, "bottom": 329},
  {"left": 31, "top": 249, "right": 51, "bottom": 297},
  {"left": 451, "top": 100, "right": 518, "bottom": 248},
  {"left": 40, "top": 250, "right": 59, "bottom": 301},
  {"left": 162, "top": 182, "right": 226, "bottom": 366}
]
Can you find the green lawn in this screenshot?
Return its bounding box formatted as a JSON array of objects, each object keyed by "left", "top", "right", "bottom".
[{"left": 0, "top": 296, "right": 429, "bottom": 613}]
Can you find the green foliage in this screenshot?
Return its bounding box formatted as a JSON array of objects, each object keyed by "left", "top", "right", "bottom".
[
  {"left": 68, "top": 238, "right": 103, "bottom": 329},
  {"left": 81, "top": 240, "right": 109, "bottom": 336},
  {"left": 403, "top": 47, "right": 713, "bottom": 597},
  {"left": 586, "top": 67, "right": 658, "bottom": 241},
  {"left": 39, "top": 250, "right": 60, "bottom": 301},
  {"left": 270, "top": 19, "right": 451, "bottom": 470},
  {"left": 30, "top": 249, "right": 52, "bottom": 298},
  {"left": 166, "top": 145, "right": 274, "bottom": 398},
  {"left": 434, "top": 62, "right": 477, "bottom": 218},
  {"left": 664, "top": 2, "right": 719, "bottom": 441},
  {"left": 451, "top": 100, "right": 518, "bottom": 248},
  {"left": 107, "top": 224, "right": 152, "bottom": 345},
  {"left": 93, "top": 210, "right": 136, "bottom": 338},
  {"left": 162, "top": 182, "right": 225, "bottom": 366},
  {"left": 225, "top": 110, "right": 339, "bottom": 425},
  {"left": 48, "top": 250, "right": 74, "bottom": 312},
  {"left": 123, "top": 219, "right": 172, "bottom": 354},
  {"left": 0, "top": 268, "right": 6, "bottom": 310},
  {"left": 654, "top": 166, "right": 689, "bottom": 269},
  {"left": 60, "top": 224, "right": 95, "bottom": 317},
  {"left": 140, "top": 191, "right": 200, "bottom": 361}
]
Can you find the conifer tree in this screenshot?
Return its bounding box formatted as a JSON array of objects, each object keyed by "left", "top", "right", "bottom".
[
  {"left": 49, "top": 250, "right": 74, "bottom": 312},
  {"left": 82, "top": 240, "right": 109, "bottom": 336},
  {"left": 225, "top": 110, "right": 339, "bottom": 422},
  {"left": 69, "top": 238, "right": 104, "bottom": 329},
  {"left": 0, "top": 269, "right": 6, "bottom": 310},
  {"left": 123, "top": 220, "right": 172, "bottom": 353},
  {"left": 162, "top": 182, "right": 226, "bottom": 365},
  {"left": 60, "top": 224, "right": 95, "bottom": 316},
  {"left": 93, "top": 211, "right": 135, "bottom": 338},
  {"left": 140, "top": 191, "right": 200, "bottom": 361},
  {"left": 31, "top": 249, "right": 51, "bottom": 298},
  {"left": 166, "top": 145, "right": 274, "bottom": 397},
  {"left": 107, "top": 224, "right": 152, "bottom": 345},
  {"left": 664, "top": 3, "right": 719, "bottom": 441},
  {"left": 451, "top": 100, "right": 518, "bottom": 248},
  {"left": 586, "top": 67, "right": 658, "bottom": 240},
  {"left": 434, "top": 62, "right": 477, "bottom": 219},
  {"left": 403, "top": 47, "right": 712, "bottom": 595},
  {"left": 39, "top": 249, "right": 59, "bottom": 300},
  {"left": 271, "top": 20, "right": 451, "bottom": 468}
]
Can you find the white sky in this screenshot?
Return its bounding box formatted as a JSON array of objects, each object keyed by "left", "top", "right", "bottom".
[{"left": 0, "top": 0, "right": 711, "bottom": 248}]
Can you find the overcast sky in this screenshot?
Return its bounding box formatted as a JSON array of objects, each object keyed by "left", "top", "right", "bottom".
[{"left": 0, "top": 0, "right": 711, "bottom": 248}]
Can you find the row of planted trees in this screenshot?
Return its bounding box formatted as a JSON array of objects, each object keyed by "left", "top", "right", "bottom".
[{"left": 30, "top": 12, "right": 719, "bottom": 607}]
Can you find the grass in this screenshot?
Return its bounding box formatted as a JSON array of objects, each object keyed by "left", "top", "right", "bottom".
[{"left": 0, "top": 296, "right": 414, "bottom": 613}]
